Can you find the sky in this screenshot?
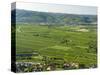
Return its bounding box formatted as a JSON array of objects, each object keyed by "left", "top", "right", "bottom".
[{"left": 15, "top": 2, "right": 97, "bottom": 15}]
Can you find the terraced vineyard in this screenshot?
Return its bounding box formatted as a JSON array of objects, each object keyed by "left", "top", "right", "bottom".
[{"left": 16, "top": 24, "right": 97, "bottom": 69}]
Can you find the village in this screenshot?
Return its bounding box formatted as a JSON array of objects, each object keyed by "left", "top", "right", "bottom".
[{"left": 16, "top": 53, "right": 96, "bottom": 72}]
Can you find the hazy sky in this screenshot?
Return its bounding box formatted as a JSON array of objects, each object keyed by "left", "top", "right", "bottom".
[{"left": 16, "top": 2, "right": 97, "bottom": 15}]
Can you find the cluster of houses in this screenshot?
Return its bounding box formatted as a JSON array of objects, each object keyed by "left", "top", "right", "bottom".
[{"left": 16, "top": 52, "right": 97, "bottom": 72}]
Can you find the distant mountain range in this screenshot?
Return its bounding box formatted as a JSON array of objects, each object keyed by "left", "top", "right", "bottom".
[{"left": 11, "top": 9, "right": 97, "bottom": 25}]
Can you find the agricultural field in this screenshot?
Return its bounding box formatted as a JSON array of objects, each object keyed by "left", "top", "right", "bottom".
[{"left": 15, "top": 24, "right": 97, "bottom": 72}]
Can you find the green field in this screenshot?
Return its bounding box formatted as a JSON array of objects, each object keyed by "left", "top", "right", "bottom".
[{"left": 16, "top": 24, "right": 97, "bottom": 68}]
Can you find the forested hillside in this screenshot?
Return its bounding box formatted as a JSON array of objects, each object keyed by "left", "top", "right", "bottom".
[{"left": 11, "top": 9, "right": 97, "bottom": 25}]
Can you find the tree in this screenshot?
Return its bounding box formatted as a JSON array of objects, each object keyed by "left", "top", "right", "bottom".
[{"left": 88, "top": 40, "right": 97, "bottom": 53}]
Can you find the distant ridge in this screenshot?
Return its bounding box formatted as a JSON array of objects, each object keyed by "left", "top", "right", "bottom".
[{"left": 11, "top": 9, "right": 97, "bottom": 25}]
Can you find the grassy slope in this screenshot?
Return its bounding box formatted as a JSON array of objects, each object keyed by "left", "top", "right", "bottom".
[{"left": 16, "top": 24, "right": 97, "bottom": 66}]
